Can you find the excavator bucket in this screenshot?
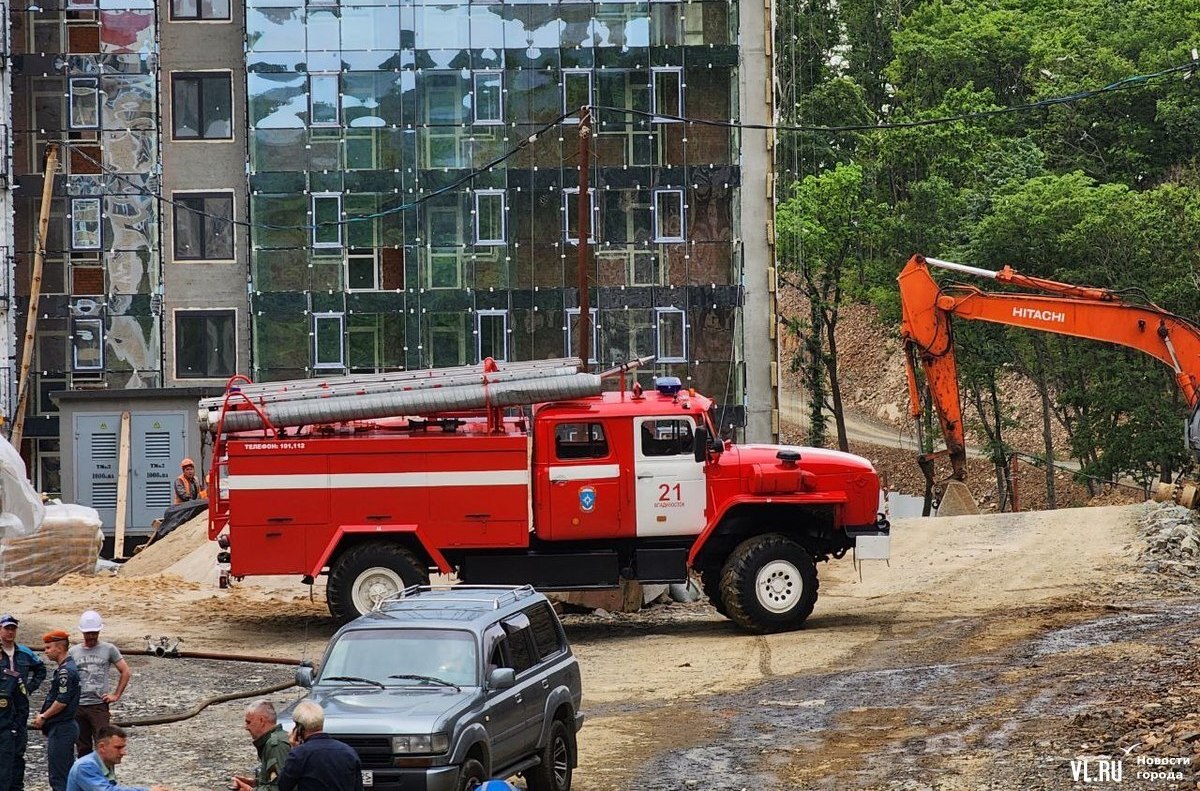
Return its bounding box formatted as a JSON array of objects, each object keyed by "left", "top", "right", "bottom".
[{"left": 936, "top": 480, "right": 980, "bottom": 517}]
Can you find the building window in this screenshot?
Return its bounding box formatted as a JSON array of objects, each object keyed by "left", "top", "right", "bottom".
[
  {"left": 69, "top": 78, "right": 99, "bottom": 129},
  {"left": 565, "top": 307, "right": 598, "bottom": 364},
  {"left": 172, "top": 72, "right": 233, "bottom": 140},
  {"left": 309, "top": 74, "right": 340, "bottom": 126},
  {"left": 653, "top": 189, "right": 685, "bottom": 242},
  {"left": 563, "top": 70, "right": 593, "bottom": 121},
  {"left": 171, "top": 0, "right": 230, "bottom": 20},
  {"left": 656, "top": 307, "right": 687, "bottom": 362},
  {"left": 651, "top": 67, "right": 683, "bottom": 121},
  {"left": 175, "top": 310, "right": 236, "bottom": 379},
  {"left": 563, "top": 188, "right": 597, "bottom": 245},
  {"left": 346, "top": 249, "right": 379, "bottom": 291},
  {"left": 71, "top": 318, "right": 104, "bottom": 372},
  {"left": 474, "top": 190, "right": 505, "bottom": 245},
  {"left": 313, "top": 312, "right": 345, "bottom": 369},
  {"left": 173, "top": 192, "right": 234, "bottom": 261},
  {"left": 477, "top": 310, "right": 508, "bottom": 363},
  {"left": 473, "top": 71, "right": 503, "bottom": 125},
  {"left": 70, "top": 198, "right": 101, "bottom": 251},
  {"left": 312, "top": 193, "right": 342, "bottom": 249},
  {"left": 428, "top": 252, "right": 461, "bottom": 289}
]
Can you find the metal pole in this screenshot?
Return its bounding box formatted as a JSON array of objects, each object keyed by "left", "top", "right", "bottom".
[
  {"left": 11, "top": 143, "right": 58, "bottom": 451},
  {"left": 576, "top": 106, "right": 592, "bottom": 371}
]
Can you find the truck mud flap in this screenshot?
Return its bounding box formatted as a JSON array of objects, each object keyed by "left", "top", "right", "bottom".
[{"left": 634, "top": 547, "right": 688, "bottom": 583}]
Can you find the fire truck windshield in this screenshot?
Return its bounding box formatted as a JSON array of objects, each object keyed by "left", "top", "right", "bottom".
[{"left": 319, "top": 628, "right": 479, "bottom": 688}]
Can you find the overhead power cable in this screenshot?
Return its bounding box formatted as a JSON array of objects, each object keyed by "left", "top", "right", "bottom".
[
  {"left": 595, "top": 60, "right": 1199, "bottom": 132},
  {"left": 53, "top": 111, "right": 573, "bottom": 235},
  {"left": 40, "top": 59, "right": 1197, "bottom": 237}
]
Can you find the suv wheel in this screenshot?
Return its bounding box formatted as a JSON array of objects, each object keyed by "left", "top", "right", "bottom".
[
  {"left": 327, "top": 542, "right": 429, "bottom": 621},
  {"left": 458, "top": 758, "right": 486, "bottom": 791},
  {"left": 526, "top": 718, "right": 574, "bottom": 791},
  {"left": 719, "top": 534, "right": 818, "bottom": 633}
]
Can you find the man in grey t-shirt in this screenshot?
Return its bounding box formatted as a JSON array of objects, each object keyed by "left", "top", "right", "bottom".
[{"left": 68, "top": 610, "right": 131, "bottom": 758}]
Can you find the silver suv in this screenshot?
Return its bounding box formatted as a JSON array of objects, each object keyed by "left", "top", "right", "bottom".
[{"left": 291, "top": 585, "right": 584, "bottom": 791}]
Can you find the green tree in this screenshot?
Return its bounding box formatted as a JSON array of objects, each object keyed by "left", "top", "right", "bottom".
[{"left": 777, "top": 164, "right": 885, "bottom": 451}]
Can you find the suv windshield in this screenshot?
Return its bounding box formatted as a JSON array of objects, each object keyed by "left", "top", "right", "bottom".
[{"left": 320, "top": 628, "right": 479, "bottom": 687}]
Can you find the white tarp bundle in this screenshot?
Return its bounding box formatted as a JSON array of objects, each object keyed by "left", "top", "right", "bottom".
[{"left": 0, "top": 432, "right": 45, "bottom": 539}]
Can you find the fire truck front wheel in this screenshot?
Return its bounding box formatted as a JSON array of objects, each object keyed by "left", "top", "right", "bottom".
[
  {"left": 719, "top": 534, "right": 818, "bottom": 633},
  {"left": 327, "top": 542, "right": 429, "bottom": 621}
]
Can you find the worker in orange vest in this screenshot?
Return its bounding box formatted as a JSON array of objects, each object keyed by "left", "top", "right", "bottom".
[{"left": 173, "top": 459, "right": 204, "bottom": 504}]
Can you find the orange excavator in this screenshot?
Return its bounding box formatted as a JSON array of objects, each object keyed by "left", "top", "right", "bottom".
[{"left": 898, "top": 253, "right": 1200, "bottom": 507}]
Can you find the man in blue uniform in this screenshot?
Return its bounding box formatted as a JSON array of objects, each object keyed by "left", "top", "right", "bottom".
[
  {"left": 0, "top": 653, "right": 28, "bottom": 791},
  {"left": 1, "top": 614, "right": 47, "bottom": 791},
  {"left": 33, "top": 631, "right": 81, "bottom": 791}
]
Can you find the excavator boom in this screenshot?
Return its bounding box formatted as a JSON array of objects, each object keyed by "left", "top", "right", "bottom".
[{"left": 899, "top": 254, "right": 1200, "bottom": 483}]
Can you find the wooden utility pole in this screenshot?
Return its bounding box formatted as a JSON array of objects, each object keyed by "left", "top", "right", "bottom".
[
  {"left": 11, "top": 143, "right": 59, "bottom": 451},
  {"left": 576, "top": 106, "right": 592, "bottom": 370}
]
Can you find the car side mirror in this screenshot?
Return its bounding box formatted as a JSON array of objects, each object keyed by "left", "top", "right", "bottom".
[
  {"left": 693, "top": 427, "right": 709, "bottom": 463},
  {"left": 295, "top": 664, "right": 314, "bottom": 689},
  {"left": 487, "top": 667, "right": 516, "bottom": 690}
]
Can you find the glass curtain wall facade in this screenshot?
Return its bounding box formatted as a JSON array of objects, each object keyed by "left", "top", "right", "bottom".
[
  {"left": 247, "top": 0, "right": 744, "bottom": 409},
  {"left": 11, "top": 0, "right": 161, "bottom": 494}
]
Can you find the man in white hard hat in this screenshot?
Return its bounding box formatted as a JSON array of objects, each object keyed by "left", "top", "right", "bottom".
[{"left": 68, "top": 611, "right": 131, "bottom": 759}]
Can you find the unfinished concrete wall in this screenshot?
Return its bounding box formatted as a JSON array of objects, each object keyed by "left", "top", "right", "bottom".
[{"left": 160, "top": 0, "right": 249, "bottom": 386}]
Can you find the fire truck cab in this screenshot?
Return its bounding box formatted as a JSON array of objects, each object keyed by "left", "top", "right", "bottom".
[{"left": 208, "top": 364, "right": 889, "bottom": 634}]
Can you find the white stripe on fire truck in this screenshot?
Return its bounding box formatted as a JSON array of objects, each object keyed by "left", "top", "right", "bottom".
[
  {"left": 226, "top": 470, "right": 529, "bottom": 490},
  {"left": 546, "top": 464, "right": 620, "bottom": 482}
]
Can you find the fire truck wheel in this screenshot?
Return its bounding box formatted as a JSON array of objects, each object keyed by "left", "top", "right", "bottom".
[
  {"left": 526, "top": 716, "right": 574, "bottom": 791},
  {"left": 699, "top": 568, "right": 728, "bottom": 616},
  {"left": 327, "top": 542, "right": 429, "bottom": 620},
  {"left": 719, "top": 534, "right": 818, "bottom": 633}
]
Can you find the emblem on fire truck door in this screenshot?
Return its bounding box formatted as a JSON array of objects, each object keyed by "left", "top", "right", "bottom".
[{"left": 578, "top": 486, "right": 596, "bottom": 513}]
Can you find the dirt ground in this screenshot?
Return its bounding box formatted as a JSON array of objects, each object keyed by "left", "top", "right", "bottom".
[{"left": 6, "top": 502, "right": 1197, "bottom": 790}]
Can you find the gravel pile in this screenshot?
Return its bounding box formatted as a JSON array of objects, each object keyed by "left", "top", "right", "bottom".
[{"left": 1138, "top": 503, "right": 1200, "bottom": 576}]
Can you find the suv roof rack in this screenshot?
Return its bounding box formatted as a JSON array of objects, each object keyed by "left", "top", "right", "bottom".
[{"left": 374, "top": 584, "right": 537, "bottom": 612}]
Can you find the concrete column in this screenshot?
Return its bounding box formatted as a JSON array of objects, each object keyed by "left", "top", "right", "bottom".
[{"left": 738, "top": 0, "right": 777, "bottom": 443}]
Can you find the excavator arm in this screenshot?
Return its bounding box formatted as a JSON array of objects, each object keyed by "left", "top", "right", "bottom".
[{"left": 898, "top": 254, "right": 1200, "bottom": 483}]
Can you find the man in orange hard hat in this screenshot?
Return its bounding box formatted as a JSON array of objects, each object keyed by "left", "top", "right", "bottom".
[{"left": 173, "top": 458, "right": 202, "bottom": 505}]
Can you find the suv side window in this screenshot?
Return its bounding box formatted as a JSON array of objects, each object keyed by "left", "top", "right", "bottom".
[
  {"left": 502, "top": 614, "right": 536, "bottom": 674},
  {"left": 526, "top": 603, "right": 564, "bottom": 660}
]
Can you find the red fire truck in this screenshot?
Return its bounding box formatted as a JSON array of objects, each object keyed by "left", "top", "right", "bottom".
[{"left": 203, "top": 358, "right": 889, "bottom": 633}]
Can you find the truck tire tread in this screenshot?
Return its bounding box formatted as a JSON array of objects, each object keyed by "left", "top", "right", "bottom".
[
  {"left": 719, "top": 533, "right": 818, "bottom": 634},
  {"left": 327, "top": 541, "right": 429, "bottom": 621}
]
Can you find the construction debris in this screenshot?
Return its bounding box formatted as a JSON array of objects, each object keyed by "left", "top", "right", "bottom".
[{"left": 1137, "top": 503, "right": 1200, "bottom": 577}]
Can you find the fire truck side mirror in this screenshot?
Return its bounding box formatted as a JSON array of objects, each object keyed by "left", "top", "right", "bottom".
[{"left": 694, "top": 427, "right": 710, "bottom": 463}]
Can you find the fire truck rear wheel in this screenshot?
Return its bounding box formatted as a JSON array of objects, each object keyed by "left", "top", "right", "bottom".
[
  {"left": 719, "top": 534, "right": 818, "bottom": 633},
  {"left": 327, "top": 542, "right": 429, "bottom": 621}
]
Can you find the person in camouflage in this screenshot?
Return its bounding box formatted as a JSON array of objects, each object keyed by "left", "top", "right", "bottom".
[{"left": 232, "top": 700, "right": 291, "bottom": 791}]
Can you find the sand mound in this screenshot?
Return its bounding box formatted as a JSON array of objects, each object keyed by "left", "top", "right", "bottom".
[{"left": 119, "top": 514, "right": 215, "bottom": 580}]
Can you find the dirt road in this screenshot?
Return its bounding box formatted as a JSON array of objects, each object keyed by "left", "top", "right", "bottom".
[{"left": 6, "top": 503, "right": 1197, "bottom": 790}]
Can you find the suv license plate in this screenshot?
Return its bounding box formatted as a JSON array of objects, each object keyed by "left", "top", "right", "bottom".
[{"left": 361, "top": 771, "right": 374, "bottom": 787}]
